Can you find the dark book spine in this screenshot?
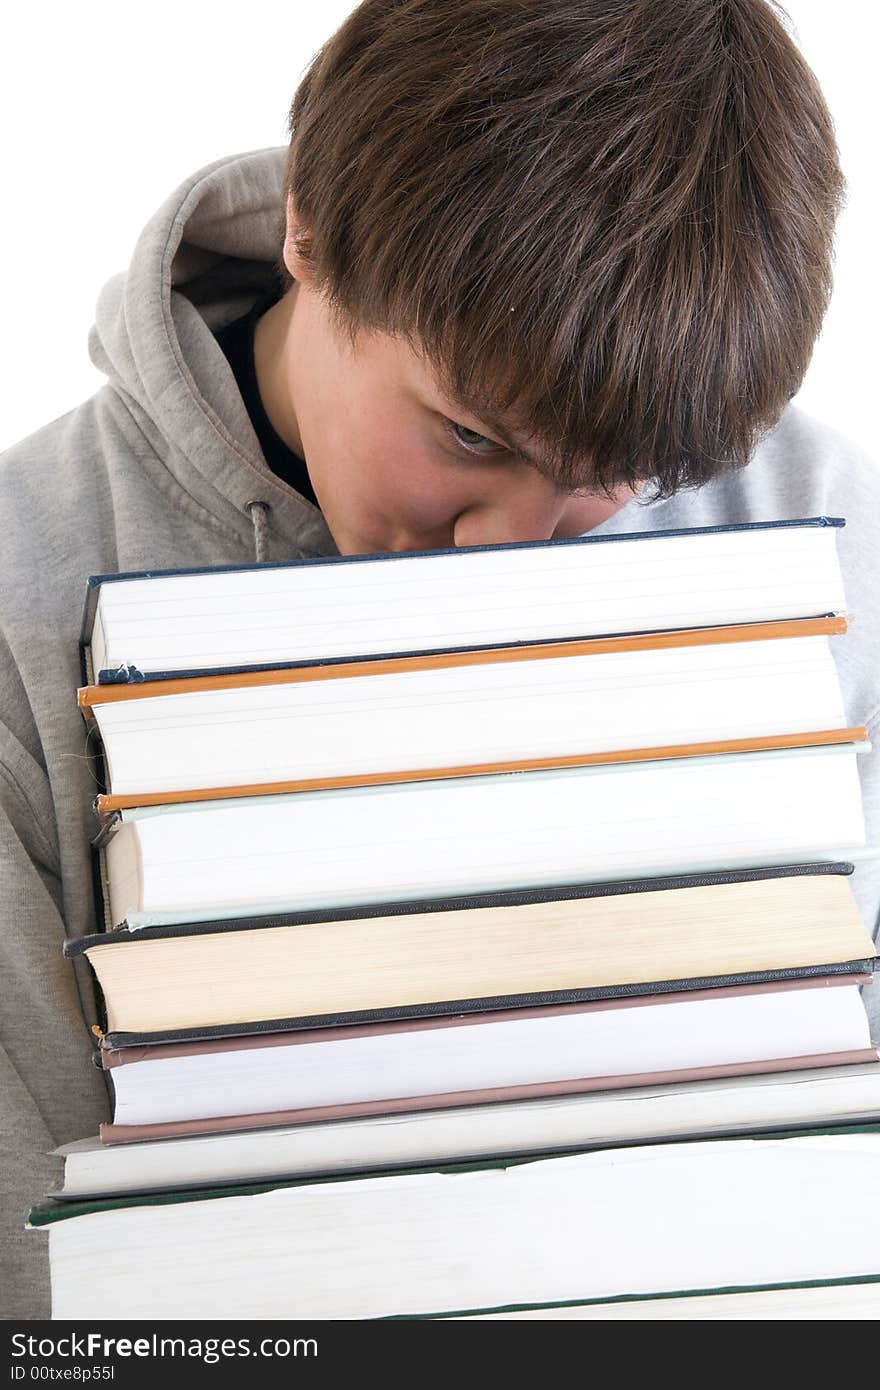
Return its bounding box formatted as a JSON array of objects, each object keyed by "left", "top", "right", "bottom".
[
  {"left": 98, "top": 956, "right": 878, "bottom": 1050},
  {"left": 62, "top": 860, "right": 856, "bottom": 956}
]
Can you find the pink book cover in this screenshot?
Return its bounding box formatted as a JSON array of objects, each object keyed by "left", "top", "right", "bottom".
[
  {"left": 97, "top": 974, "right": 876, "bottom": 1145},
  {"left": 99, "top": 973, "right": 874, "bottom": 1070}
]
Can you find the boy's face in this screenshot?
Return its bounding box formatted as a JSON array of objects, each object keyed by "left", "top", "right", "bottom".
[{"left": 254, "top": 276, "right": 638, "bottom": 557}]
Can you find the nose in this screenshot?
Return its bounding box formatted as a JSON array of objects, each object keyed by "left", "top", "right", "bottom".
[{"left": 452, "top": 467, "right": 568, "bottom": 548}]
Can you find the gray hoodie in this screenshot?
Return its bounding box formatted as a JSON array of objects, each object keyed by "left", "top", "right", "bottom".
[{"left": 1, "top": 148, "right": 878, "bottom": 1318}]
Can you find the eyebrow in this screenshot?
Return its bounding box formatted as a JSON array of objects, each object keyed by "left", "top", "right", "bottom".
[
  {"left": 462, "top": 411, "right": 543, "bottom": 470},
  {"left": 469, "top": 412, "right": 604, "bottom": 494}
]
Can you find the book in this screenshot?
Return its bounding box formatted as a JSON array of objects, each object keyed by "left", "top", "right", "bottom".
[
  {"left": 50, "top": 1062, "right": 880, "bottom": 1201},
  {"left": 90, "top": 728, "right": 868, "bottom": 817},
  {"left": 92, "top": 977, "right": 877, "bottom": 1145},
  {"left": 29, "top": 1129, "right": 880, "bottom": 1319},
  {"left": 67, "top": 866, "right": 877, "bottom": 1037},
  {"left": 80, "top": 518, "right": 847, "bottom": 681},
  {"left": 48, "top": 514, "right": 879, "bottom": 1323},
  {"left": 78, "top": 617, "right": 850, "bottom": 803},
  {"left": 96, "top": 741, "right": 870, "bottom": 929}
]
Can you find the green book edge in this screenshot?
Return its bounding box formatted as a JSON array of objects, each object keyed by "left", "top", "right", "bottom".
[
  {"left": 28, "top": 1120, "right": 880, "bottom": 1227},
  {"left": 388, "top": 1272, "right": 880, "bottom": 1319}
]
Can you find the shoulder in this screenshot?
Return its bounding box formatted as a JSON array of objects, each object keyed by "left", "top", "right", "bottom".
[
  {"left": 0, "top": 392, "right": 130, "bottom": 601},
  {"left": 757, "top": 403, "right": 875, "bottom": 470},
  {"left": 750, "top": 405, "right": 879, "bottom": 514},
  {"left": 0, "top": 394, "right": 129, "bottom": 759},
  {"left": 0, "top": 389, "right": 135, "bottom": 626},
  {"left": 0, "top": 389, "right": 122, "bottom": 525},
  {"left": 616, "top": 406, "right": 880, "bottom": 726},
  {"left": 672, "top": 403, "right": 880, "bottom": 526}
]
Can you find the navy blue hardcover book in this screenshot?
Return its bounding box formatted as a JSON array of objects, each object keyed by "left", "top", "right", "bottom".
[{"left": 79, "top": 517, "right": 847, "bottom": 684}]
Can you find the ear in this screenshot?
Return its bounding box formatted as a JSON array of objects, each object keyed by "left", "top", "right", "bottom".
[{"left": 282, "top": 193, "right": 316, "bottom": 285}]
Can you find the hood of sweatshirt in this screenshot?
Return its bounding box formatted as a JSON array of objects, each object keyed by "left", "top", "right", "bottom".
[{"left": 88, "top": 146, "right": 337, "bottom": 560}]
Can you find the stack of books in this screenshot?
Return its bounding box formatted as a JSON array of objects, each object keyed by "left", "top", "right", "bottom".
[{"left": 30, "top": 518, "right": 880, "bottom": 1320}]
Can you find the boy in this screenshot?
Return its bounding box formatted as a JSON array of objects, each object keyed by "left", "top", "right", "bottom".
[{"left": 1, "top": 0, "right": 878, "bottom": 1318}]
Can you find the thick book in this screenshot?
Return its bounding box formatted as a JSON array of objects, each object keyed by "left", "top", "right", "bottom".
[
  {"left": 28, "top": 1127, "right": 880, "bottom": 1319},
  {"left": 89, "top": 727, "right": 867, "bottom": 817},
  {"left": 80, "top": 518, "right": 847, "bottom": 681},
  {"left": 94, "top": 741, "right": 871, "bottom": 928},
  {"left": 92, "top": 976, "right": 877, "bottom": 1146},
  {"left": 77, "top": 616, "right": 851, "bottom": 805},
  {"left": 449, "top": 1278, "right": 880, "bottom": 1320},
  {"left": 50, "top": 1062, "right": 880, "bottom": 1201},
  {"left": 65, "top": 865, "right": 877, "bottom": 1037}
]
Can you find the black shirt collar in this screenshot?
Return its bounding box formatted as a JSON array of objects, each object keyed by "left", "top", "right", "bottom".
[{"left": 216, "top": 291, "right": 318, "bottom": 508}]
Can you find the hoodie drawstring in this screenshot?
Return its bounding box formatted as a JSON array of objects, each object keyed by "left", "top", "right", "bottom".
[{"left": 245, "top": 500, "right": 271, "bottom": 562}]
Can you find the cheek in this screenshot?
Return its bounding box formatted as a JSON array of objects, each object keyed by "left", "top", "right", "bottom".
[
  {"left": 303, "top": 351, "right": 474, "bottom": 531},
  {"left": 354, "top": 427, "right": 469, "bottom": 527},
  {"left": 552, "top": 495, "right": 610, "bottom": 537}
]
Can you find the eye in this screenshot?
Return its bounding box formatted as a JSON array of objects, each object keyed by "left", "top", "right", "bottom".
[{"left": 448, "top": 420, "right": 508, "bottom": 457}]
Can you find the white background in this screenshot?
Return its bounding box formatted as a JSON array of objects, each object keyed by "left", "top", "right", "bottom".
[{"left": 1, "top": 0, "right": 877, "bottom": 460}]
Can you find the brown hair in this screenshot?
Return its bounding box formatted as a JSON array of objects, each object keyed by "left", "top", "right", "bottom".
[{"left": 282, "top": 0, "right": 844, "bottom": 497}]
